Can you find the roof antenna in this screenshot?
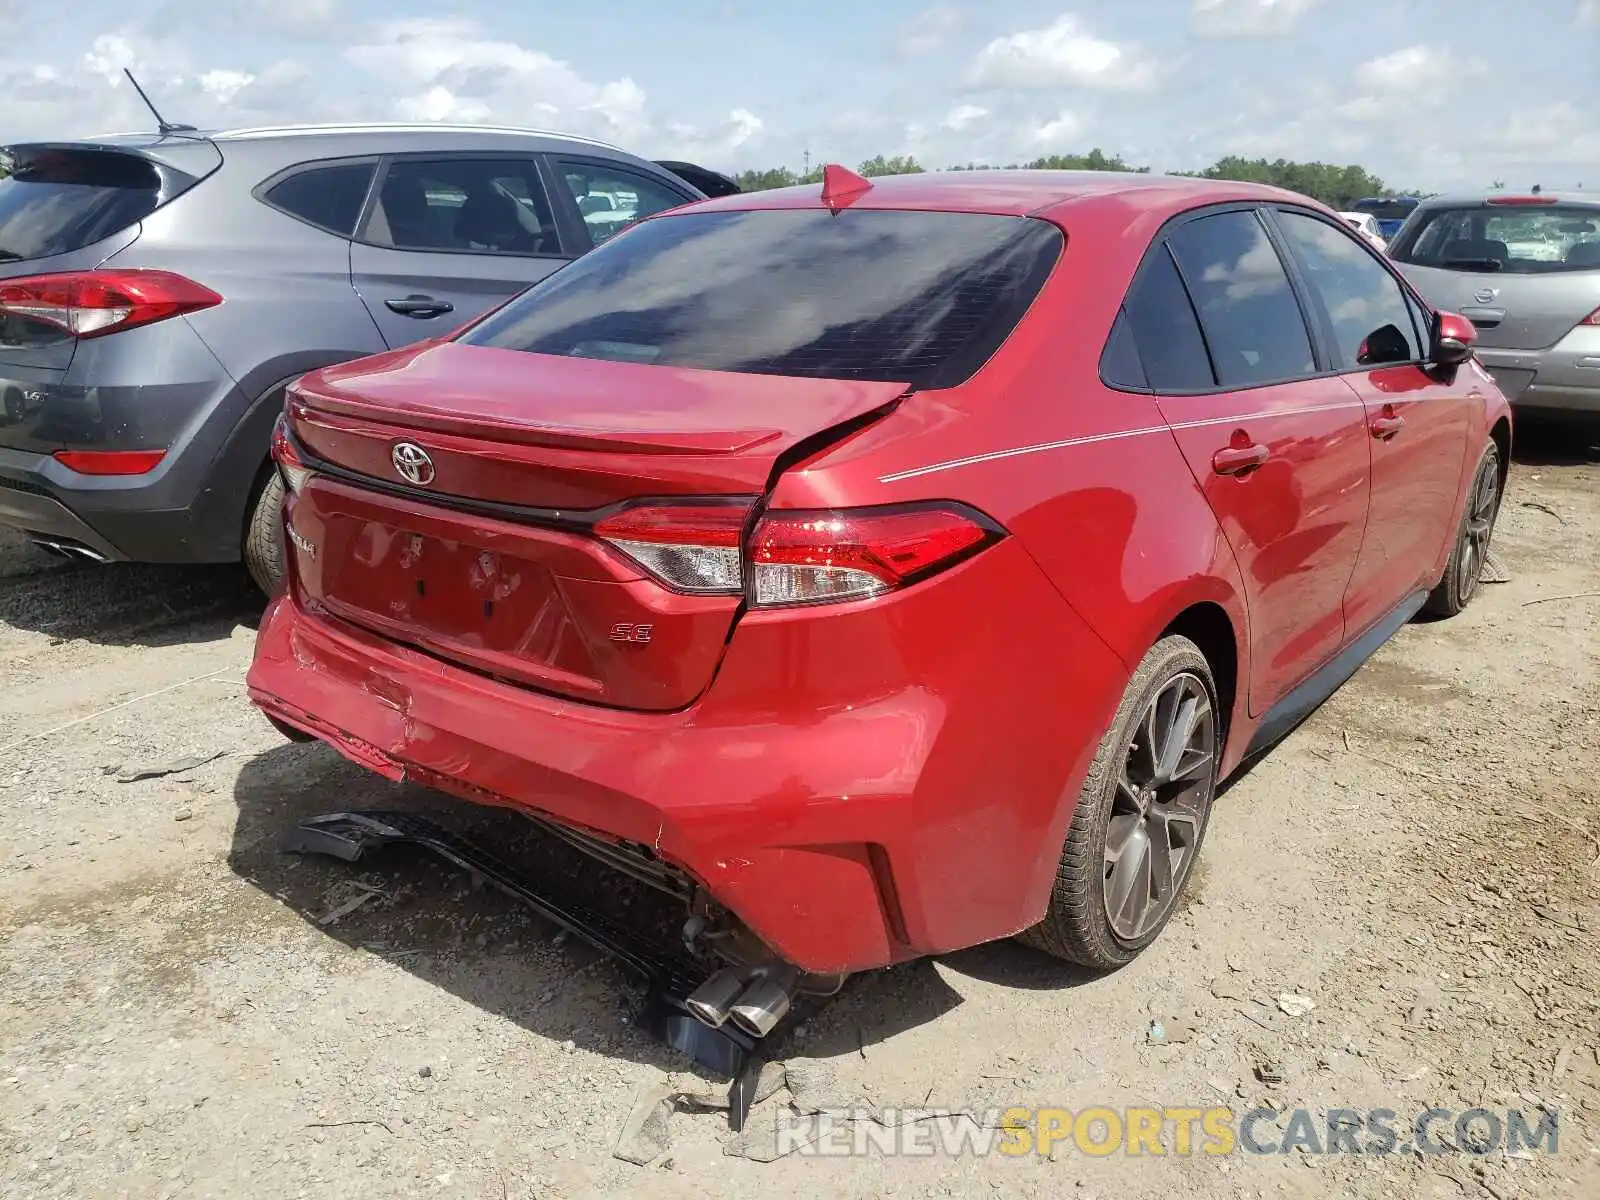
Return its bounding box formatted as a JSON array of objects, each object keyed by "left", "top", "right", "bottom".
[
  {"left": 122, "top": 69, "right": 197, "bottom": 136},
  {"left": 820, "top": 163, "right": 872, "bottom": 212}
]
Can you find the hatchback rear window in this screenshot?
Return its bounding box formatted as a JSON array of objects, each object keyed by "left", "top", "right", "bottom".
[
  {"left": 458, "top": 208, "right": 1063, "bottom": 387},
  {"left": 0, "top": 148, "right": 167, "bottom": 262},
  {"left": 1392, "top": 203, "right": 1600, "bottom": 273}
]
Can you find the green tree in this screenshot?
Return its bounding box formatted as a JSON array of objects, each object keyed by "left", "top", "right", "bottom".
[
  {"left": 1025, "top": 148, "right": 1148, "bottom": 173},
  {"left": 1184, "top": 156, "right": 1392, "bottom": 209},
  {"left": 856, "top": 154, "right": 926, "bottom": 177},
  {"left": 734, "top": 166, "right": 801, "bottom": 192}
]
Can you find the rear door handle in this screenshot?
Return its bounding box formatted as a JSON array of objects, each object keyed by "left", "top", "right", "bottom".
[
  {"left": 1212, "top": 442, "right": 1270, "bottom": 476},
  {"left": 1369, "top": 413, "right": 1406, "bottom": 440},
  {"left": 385, "top": 295, "right": 455, "bottom": 319}
]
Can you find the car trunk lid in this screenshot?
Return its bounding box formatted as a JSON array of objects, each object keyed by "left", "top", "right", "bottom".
[
  {"left": 284, "top": 340, "right": 908, "bottom": 710},
  {"left": 1401, "top": 262, "right": 1600, "bottom": 351}
]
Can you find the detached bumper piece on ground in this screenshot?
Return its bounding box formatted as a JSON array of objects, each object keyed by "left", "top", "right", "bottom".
[{"left": 285, "top": 808, "right": 799, "bottom": 1128}]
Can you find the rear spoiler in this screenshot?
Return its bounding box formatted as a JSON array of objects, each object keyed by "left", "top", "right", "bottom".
[{"left": 654, "top": 161, "right": 742, "bottom": 199}]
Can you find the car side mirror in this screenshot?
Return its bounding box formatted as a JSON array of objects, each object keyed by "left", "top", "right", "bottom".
[{"left": 1431, "top": 310, "right": 1477, "bottom": 368}]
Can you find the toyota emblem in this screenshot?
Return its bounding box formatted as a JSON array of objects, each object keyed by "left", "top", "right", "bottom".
[
  {"left": 1473, "top": 287, "right": 1498, "bottom": 305},
  {"left": 391, "top": 442, "right": 436, "bottom": 486}
]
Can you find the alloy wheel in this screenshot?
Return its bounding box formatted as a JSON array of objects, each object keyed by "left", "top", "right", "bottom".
[
  {"left": 1458, "top": 458, "right": 1500, "bottom": 603},
  {"left": 1103, "top": 671, "right": 1217, "bottom": 941}
]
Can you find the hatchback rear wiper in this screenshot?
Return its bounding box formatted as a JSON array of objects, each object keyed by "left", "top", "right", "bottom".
[
  {"left": 1441, "top": 258, "right": 1504, "bottom": 272},
  {"left": 0, "top": 249, "right": 24, "bottom": 262}
]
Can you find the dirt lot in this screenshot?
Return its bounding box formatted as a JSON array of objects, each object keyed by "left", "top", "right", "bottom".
[{"left": 2, "top": 427, "right": 1598, "bottom": 1199}]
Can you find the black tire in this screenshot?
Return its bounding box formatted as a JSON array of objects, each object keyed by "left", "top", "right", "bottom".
[
  {"left": 1019, "top": 635, "right": 1221, "bottom": 969},
  {"left": 244, "top": 469, "right": 286, "bottom": 598},
  {"left": 1423, "top": 440, "right": 1501, "bottom": 619}
]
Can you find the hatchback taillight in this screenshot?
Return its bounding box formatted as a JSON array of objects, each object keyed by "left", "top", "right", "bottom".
[
  {"left": 595, "top": 501, "right": 1002, "bottom": 607},
  {"left": 0, "top": 270, "right": 222, "bottom": 339},
  {"left": 1580, "top": 305, "right": 1600, "bottom": 328}
]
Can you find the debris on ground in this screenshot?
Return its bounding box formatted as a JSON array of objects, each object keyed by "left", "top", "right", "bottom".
[
  {"left": 111, "top": 750, "right": 227, "bottom": 783},
  {"left": 1480, "top": 547, "right": 1514, "bottom": 582},
  {"left": 1276, "top": 993, "right": 1317, "bottom": 1017},
  {"left": 612, "top": 1079, "right": 676, "bottom": 1166}
]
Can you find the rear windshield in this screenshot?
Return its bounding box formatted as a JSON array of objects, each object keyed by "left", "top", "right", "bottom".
[
  {"left": 1352, "top": 199, "right": 1416, "bottom": 222},
  {"left": 458, "top": 208, "right": 1063, "bottom": 387},
  {"left": 1392, "top": 203, "right": 1600, "bottom": 273},
  {"left": 0, "top": 148, "right": 165, "bottom": 262}
]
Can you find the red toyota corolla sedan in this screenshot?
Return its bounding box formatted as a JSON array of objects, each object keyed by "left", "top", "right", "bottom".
[{"left": 248, "top": 167, "right": 1509, "bottom": 1037}]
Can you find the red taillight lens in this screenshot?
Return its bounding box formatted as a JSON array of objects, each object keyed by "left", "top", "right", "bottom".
[
  {"left": 53, "top": 449, "right": 166, "bottom": 475},
  {"left": 1580, "top": 306, "right": 1600, "bottom": 328},
  {"left": 749, "top": 505, "right": 997, "bottom": 607},
  {"left": 0, "top": 270, "right": 222, "bottom": 339},
  {"left": 594, "top": 503, "right": 751, "bottom": 593},
  {"left": 271, "top": 415, "right": 312, "bottom": 493},
  {"left": 593, "top": 501, "right": 1002, "bottom": 605}
]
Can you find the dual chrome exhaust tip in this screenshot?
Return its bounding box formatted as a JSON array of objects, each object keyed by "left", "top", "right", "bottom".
[
  {"left": 31, "top": 537, "right": 111, "bottom": 564},
  {"left": 685, "top": 964, "right": 795, "bottom": 1039}
]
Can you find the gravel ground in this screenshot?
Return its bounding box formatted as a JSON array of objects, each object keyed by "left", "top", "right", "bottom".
[{"left": 2, "top": 426, "right": 1598, "bottom": 1199}]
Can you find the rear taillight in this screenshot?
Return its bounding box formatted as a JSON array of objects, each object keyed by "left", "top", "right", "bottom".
[
  {"left": 595, "top": 501, "right": 1001, "bottom": 607},
  {"left": 1580, "top": 306, "right": 1600, "bottom": 328},
  {"left": 593, "top": 504, "right": 748, "bottom": 593},
  {"left": 271, "top": 416, "right": 312, "bottom": 493},
  {"left": 749, "top": 506, "right": 997, "bottom": 606},
  {"left": 0, "top": 270, "right": 222, "bottom": 339}
]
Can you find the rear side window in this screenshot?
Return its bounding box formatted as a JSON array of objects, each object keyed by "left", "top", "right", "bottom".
[
  {"left": 1119, "top": 246, "right": 1214, "bottom": 390},
  {"left": 363, "top": 157, "right": 561, "bottom": 256},
  {"left": 1392, "top": 203, "right": 1600, "bottom": 273},
  {"left": 458, "top": 209, "right": 1063, "bottom": 387},
  {"left": 555, "top": 159, "right": 693, "bottom": 247},
  {"left": 263, "top": 161, "right": 376, "bottom": 237},
  {"left": 1167, "top": 211, "right": 1316, "bottom": 388},
  {"left": 0, "top": 148, "right": 163, "bottom": 262},
  {"left": 1276, "top": 211, "right": 1423, "bottom": 367}
]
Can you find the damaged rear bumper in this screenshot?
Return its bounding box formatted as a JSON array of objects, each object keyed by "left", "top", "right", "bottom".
[{"left": 247, "top": 537, "right": 1124, "bottom": 975}]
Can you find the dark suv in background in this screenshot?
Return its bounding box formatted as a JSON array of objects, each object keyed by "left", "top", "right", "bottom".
[{"left": 0, "top": 125, "right": 732, "bottom": 591}]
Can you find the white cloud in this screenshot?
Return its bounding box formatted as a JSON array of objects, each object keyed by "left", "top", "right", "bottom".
[
  {"left": 1353, "top": 44, "right": 1486, "bottom": 95},
  {"left": 900, "top": 5, "right": 964, "bottom": 56},
  {"left": 968, "top": 15, "right": 1158, "bottom": 91},
  {"left": 942, "top": 103, "right": 987, "bottom": 131},
  {"left": 394, "top": 86, "right": 492, "bottom": 124},
  {"left": 346, "top": 18, "right": 653, "bottom": 141},
  {"left": 660, "top": 108, "right": 764, "bottom": 161},
  {"left": 1580, "top": 0, "right": 1599, "bottom": 23},
  {"left": 336, "top": 19, "right": 763, "bottom": 166},
  {"left": 1032, "top": 111, "right": 1085, "bottom": 146},
  {"left": 1192, "top": 0, "right": 1322, "bottom": 36},
  {"left": 1472, "top": 102, "right": 1600, "bottom": 163},
  {"left": 198, "top": 69, "right": 256, "bottom": 105},
  {"left": 1333, "top": 45, "right": 1489, "bottom": 129}
]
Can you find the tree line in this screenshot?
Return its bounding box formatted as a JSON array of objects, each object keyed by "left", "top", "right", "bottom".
[{"left": 734, "top": 150, "right": 1416, "bottom": 212}]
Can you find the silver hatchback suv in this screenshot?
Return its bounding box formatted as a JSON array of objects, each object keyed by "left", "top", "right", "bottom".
[{"left": 0, "top": 124, "right": 731, "bottom": 590}]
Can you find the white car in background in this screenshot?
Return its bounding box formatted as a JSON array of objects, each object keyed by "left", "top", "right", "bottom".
[{"left": 1338, "top": 211, "right": 1389, "bottom": 252}]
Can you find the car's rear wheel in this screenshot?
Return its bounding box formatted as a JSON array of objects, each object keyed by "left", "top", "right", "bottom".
[
  {"left": 1424, "top": 440, "right": 1501, "bottom": 619},
  {"left": 1019, "top": 635, "right": 1220, "bottom": 969},
  {"left": 244, "top": 468, "right": 286, "bottom": 598}
]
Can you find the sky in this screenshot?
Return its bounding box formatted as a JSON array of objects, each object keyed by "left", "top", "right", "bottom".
[{"left": 1, "top": 0, "right": 1597, "bottom": 193}]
